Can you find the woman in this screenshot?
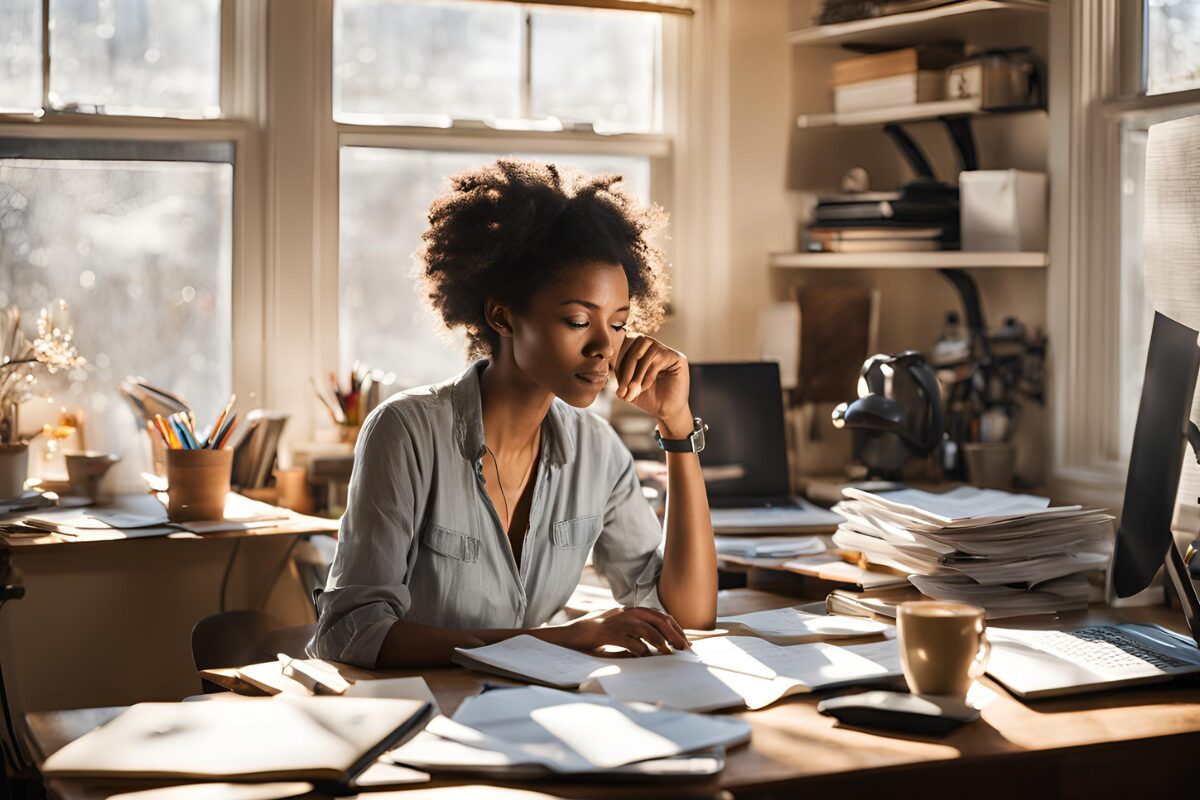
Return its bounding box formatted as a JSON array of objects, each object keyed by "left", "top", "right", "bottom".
[{"left": 309, "top": 159, "right": 716, "bottom": 669}]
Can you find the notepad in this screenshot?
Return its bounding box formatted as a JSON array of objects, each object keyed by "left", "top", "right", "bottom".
[{"left": 41, "top": 696, "right": 433, "bottom": 783}]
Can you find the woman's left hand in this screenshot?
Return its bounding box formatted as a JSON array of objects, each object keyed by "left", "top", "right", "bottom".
[{"left": 614, "top": 335, "right": 692, "bottom": 434}]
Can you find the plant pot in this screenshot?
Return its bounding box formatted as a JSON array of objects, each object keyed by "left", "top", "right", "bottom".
[{"left": 0, "top": 444, "right": 29, "bottom": 501}]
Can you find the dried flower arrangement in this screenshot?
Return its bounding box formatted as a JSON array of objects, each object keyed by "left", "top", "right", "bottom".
[{"left": 0, "top": 300, "right": 86, "bottom": 445}]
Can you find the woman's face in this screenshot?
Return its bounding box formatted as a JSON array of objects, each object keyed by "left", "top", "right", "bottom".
[{"left": 505, "top": 260, "right": 631, "bottom": 407}]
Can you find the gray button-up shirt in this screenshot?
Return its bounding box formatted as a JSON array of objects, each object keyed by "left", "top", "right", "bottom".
[{"left": 307, "top": 360, "right": 666, "bottom": 668}]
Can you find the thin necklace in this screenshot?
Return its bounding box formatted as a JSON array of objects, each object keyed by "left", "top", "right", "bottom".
[{"left": 483, "top": 431, "right": 540, "bottom": 526}]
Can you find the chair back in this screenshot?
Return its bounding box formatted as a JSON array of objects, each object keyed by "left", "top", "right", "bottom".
[{"left": 191, "top": 610, "right": 313, "bottom": 675}]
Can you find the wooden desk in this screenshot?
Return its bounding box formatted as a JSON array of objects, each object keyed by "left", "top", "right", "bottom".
[
  {"left": 25, "top": 589, "right": 1200, "bottom": 800},
  {"left": 0, "top": 494, "right": 339, "bottom": 774}
]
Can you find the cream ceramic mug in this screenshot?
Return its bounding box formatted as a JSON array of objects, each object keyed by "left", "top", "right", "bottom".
[{"left": 897, "top": 601, "right": 991, "bottom": 698}]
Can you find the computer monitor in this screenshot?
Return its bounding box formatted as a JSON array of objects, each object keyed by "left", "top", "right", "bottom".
[
  {"left": 687, "top": 362, "right": 790, "bottom": 501},
  {"left": 1112, "top": 311, "right": 1200, "bottom": 645}
]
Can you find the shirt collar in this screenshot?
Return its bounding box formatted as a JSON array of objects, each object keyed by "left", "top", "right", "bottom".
[{"left": 450, "top": 359, "right": 576, "bottom": 467}]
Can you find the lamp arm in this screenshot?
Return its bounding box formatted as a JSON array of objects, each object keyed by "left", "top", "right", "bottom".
[{"left": 1185, "top": 421, "right": 1200, "bottom": 464}]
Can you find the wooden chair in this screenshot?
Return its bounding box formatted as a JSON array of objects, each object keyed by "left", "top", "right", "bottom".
[{"left": 190, "top": 610, "right": 314, "bottom": 692}]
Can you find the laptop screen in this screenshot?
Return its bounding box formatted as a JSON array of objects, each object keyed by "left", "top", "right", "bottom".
[{"left": 687, "top": 362, "right": 790, "bottom": 499}]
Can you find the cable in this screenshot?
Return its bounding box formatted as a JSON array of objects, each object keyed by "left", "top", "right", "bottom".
[
  {"left": 255, "top": 538, "right": 300, "bottom": 612},
  {"left": 219, "top": 540, "right": 241, "bottom": 613}
]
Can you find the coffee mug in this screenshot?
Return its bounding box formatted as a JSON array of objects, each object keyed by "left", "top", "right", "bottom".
[{"left": 897, "top": 600, "right": 990, "bottom": 698}]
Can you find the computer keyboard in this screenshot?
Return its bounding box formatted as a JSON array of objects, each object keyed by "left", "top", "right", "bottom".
[{"left": 1023, "top": 626, "right": 1192, "bottom": 673}]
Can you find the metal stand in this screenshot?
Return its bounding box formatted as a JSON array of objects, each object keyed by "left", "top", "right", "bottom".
[{"left": 1164, "top": 542, "right": 1200, "bottom": 646}]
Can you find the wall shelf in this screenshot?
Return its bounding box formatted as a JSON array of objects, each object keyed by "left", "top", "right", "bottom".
[
  {"left": 796, "top": 100, "right": 1046, "bottom": 129},
  {"left": 787, "top": 0, "right": 1049, "bottom": 49},
  {"left": 770, "top": 251, "right": 1048, "bottom": 269}
]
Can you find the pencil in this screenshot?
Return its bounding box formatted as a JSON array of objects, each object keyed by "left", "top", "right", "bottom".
[
  {"left": 205, "top": 393, "right": 237, "bottom": 448},
  {"left": 155, "top": 414, "right": 179, "bottom": 449},
  {"left": 215, "top": 414, "right": 238, "bottom": 450}
]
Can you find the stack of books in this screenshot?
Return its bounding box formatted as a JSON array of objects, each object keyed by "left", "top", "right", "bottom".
[
  {"left": 831, "top": 45, "right": 962, "bottom": 113},
  {"left": 829, "top": 486, "right": 1114, "bottom": 618},
  {"left": 806, "top": 185, "right": 959, "bottom": 252}
]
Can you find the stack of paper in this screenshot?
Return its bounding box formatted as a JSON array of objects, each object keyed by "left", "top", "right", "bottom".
[
  {"left": 453, "top": 634, "right": 901, "bottom": 713},
  {"left": 831, "top": 487, "right": 1114, "bottom": 618},
  {"left": 389, "top": 686, "right": 750, "bottom": 778}
]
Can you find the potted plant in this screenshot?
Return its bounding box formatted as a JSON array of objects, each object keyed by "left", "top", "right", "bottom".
[{"left": 0, "top": 300, "right": 86, "bottom": 499}]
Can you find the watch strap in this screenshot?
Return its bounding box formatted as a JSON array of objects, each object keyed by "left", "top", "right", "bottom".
[{"left": 654, "top": 417, "right": 706, "bottom": 453}]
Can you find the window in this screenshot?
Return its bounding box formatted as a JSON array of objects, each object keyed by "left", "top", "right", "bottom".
[
  {"left": 0, "top": 2, "right": 244, "bottom": 484},
  {"left": 1115, "top": 2, "right": 1200, "bottom": 458},
  {"left": 334, "top": 0, "right": 662, "bottom": 132},
  {"left": 339, "top": 146, "right": 651, "bottom": 387},
  {"left": 332, "top": 0, "right": 676, "bottom": 389},
  {"left": 0, "top": 144, "right": 234, "bottom": 443},
  {"left": 0, "top": 0, "right": 41, "bottom": 112},
  {"left": 1146, "top": 0, "right": 1200, "bottom": 95},
  {"left": 48, "top": 0, "right": 222, "bottom": 117}
]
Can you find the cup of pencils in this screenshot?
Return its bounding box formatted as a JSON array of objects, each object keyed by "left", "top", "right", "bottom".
[
  {"left": 153, "top": 399, "right": 238, "bottom": 522},
  {"left": 313, "top": 363, "right": 381, "bottom": 447}
]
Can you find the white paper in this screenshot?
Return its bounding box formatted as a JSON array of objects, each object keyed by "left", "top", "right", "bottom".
[
  {"left": 715, "top": 535, "right": 825, "bottom": 558},
  {"left": 842, "top": 486, "right": 1055, "bottom": 525},
  {"left": 391, "top": 686, "right": 749, "bottom": 773},
  {"left": 454, "top": 635, "right": 623, "bottom": 688},
  {"left": 345, "top": 676, "right": 440, "bottom": 714},
  {"left": 710, "top": 499, "right": 843, "bottom": 532},
  {"left": 716, "top": 606, "right": 889, "bottom": 642}
]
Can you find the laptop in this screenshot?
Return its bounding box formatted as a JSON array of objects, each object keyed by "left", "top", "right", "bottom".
[
  {"left": 688, "top": 362, "right": 843, "bottom": 533},
  {"left": 985, "top": 312, "right": 1200, "bottom": 699}
]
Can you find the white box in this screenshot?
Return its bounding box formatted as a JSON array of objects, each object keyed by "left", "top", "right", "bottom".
[{"left": 959, "top": 170, "right": 1047, "bottom": 252}]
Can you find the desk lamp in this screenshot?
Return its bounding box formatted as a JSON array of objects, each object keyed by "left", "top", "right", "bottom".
[{"left": 832, "top": 351, "right": 944, "bottom": 480}]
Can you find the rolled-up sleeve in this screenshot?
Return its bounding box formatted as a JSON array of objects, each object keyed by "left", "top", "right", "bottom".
[
  {"left": 590, "top": 431, "right": 666, "bottom": 613},
  {"left": 306, "top": 404, "right": 426, "bottom": 667}
]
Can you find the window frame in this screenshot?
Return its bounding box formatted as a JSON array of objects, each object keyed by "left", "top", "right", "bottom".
[
  {"left": 0, "top": 0, "right": 698, "bottom": 449},
  {"left": 0, "top": 0, "right": 267, "bottom": 430},
  {"left": 1049, "top": 0, "right": 1200, "bottom": 507},
  {"left": 309, "top": 0, "right": 691, "bottom": 435}
]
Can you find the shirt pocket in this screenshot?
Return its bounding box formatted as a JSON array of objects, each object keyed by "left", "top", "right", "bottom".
[
  {"left": 420, "top": 523, "right": 481, "bottom": 563},
  {"left": 552, "top": 514, "right": 602, "bottom": 550}
]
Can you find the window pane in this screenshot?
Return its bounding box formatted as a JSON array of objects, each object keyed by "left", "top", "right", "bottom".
[
  {"left": 1118, "top": 123, "right": 1155, "bottom": 457},
  {"left": 1147, "top": 0, "right": 1200, "bottom": 95},
  {"left": 0, "top": 157, "right": 232, "bottom": 483},
  {"left": 339, "top": 148, "right": 650, "bottom": 389},
  {"left": 334, "top": 0, "right": 522, "bottom": 124},
  {"left": 0, "top": 0, "right": 41, "bottom": 112},
  {"left": 49, "top": 0, "right": 221, "bottom": 117},
  {"left": 531, "top": 7, "right": 660, "bottom": 133}
]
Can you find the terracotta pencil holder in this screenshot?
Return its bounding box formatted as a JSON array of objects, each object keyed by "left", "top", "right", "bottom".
[{"left": 165, "top": 448, "right": 232, "bottom": 522}]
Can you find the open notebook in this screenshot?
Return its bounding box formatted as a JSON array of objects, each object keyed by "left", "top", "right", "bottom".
[
  {"left": 40, "top": 696, "right": 433, "bottom": 784},
  {"left": 453, "top": 634, "right": 901, "bottom": 712}
]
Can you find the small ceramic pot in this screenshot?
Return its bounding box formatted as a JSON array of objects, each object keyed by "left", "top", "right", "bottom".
[{"left": 0, "top": 444, "right": 28, "bottom": 501}]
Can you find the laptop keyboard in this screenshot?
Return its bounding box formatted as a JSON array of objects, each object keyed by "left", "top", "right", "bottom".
[{"left": 1023, "top": 626, "right": 1192, "bottom": 673}]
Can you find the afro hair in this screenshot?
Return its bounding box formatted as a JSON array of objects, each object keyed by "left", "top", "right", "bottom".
[{"left": 416, "top": 158, "right": 670, "bottom": 359}]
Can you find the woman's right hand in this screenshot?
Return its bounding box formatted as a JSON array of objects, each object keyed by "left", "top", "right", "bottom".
[{"left": 540, "top": 607, "right": 690, "bottom": 656}]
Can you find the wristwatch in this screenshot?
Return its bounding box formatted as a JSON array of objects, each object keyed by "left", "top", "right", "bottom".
[{"left": 654, "top": 416, "right": 707, "bottom": 453}]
